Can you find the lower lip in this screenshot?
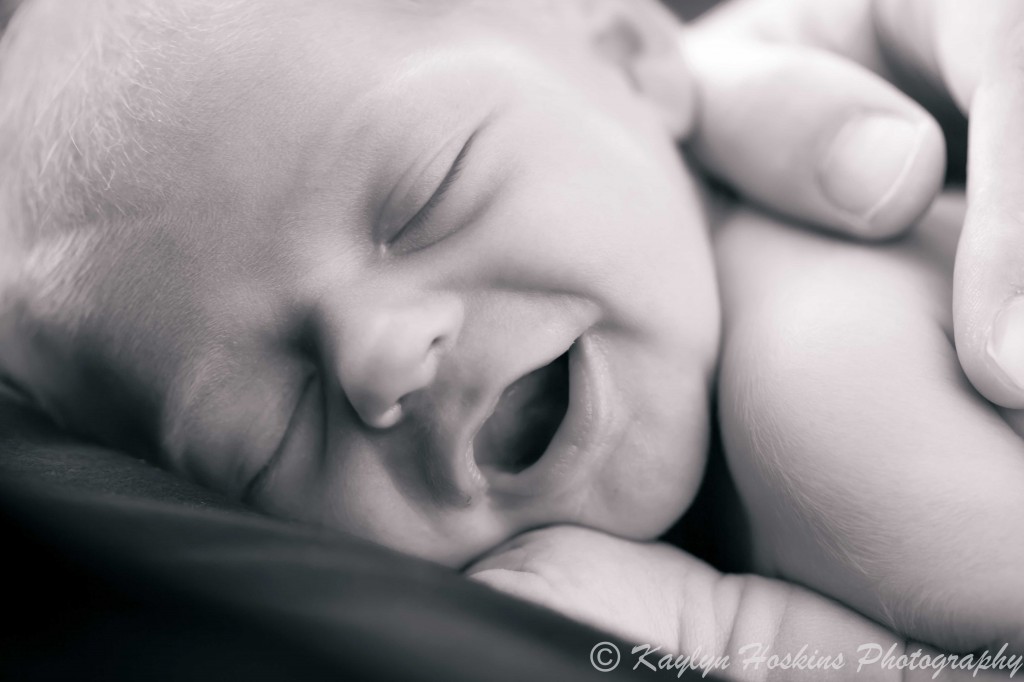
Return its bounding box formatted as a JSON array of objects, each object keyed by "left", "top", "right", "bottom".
[{"left": 484, "top": 334, "right": 623, "bottom": 497}]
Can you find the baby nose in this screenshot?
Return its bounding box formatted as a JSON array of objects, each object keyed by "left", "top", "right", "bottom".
[{"left": 335, "top": 296, "right": 463, "bottom": 430}]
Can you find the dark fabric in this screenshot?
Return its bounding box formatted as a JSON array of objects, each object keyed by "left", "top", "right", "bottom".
[
  {"left": 0, "top": 397, "right": 720, "bottom": 681},
  {"left": 0, "top": 2, "right": 729, "bottom": 676},
  {"left": 664, "top": 0, "right": 722, "bottom": 20}
]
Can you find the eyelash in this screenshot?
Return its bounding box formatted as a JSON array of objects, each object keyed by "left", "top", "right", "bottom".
[{"left": 388, "top": 133, "right": 475, "bottom": 250}]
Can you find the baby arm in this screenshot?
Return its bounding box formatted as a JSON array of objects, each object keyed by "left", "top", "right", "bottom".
[
  {"left": 467, "top": 194, "right": 1023, "bottom": 678},
  {"left": 468, "top": 525, "right": 1012, "bottom": 681},
  {"left": 716, "top": 192, "right": 1024, "bottom": 653}
]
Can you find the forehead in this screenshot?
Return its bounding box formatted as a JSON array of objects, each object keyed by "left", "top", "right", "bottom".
[
  {"left": 181, "top": 0, "right": 543, "bottom": 115},
  {"left": 145, "top": 0, "right": 603, "bottom": 284},
  {"left": 158, "top": 0, "right": 557, "bottom": 207},
  {"left": 12, "top": 0, "right": 619, "bottom": 348},
  {"left": 9, "top": 0, "right": 600, "bottom": 418}
]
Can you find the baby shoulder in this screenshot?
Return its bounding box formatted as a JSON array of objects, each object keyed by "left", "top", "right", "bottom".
[{"left": 715, "top": 201, "right": 958, "bottom": 413}]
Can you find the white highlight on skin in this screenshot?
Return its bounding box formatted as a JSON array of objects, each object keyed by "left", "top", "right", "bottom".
[
  {"left": 368, "top": 403, "right": 404, "bottom": 429},
  {"left": 987, "top": 296, "right": 1024, "bottom": 392}
]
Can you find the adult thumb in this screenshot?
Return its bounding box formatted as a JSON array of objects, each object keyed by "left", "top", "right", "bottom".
[{"left": 684, "top": 36, "right": 946, "bottom": 238}]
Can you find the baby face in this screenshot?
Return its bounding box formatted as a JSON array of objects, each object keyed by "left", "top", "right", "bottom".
[{"left": 3, "top": 0, "right": 719, "bottom": 565}]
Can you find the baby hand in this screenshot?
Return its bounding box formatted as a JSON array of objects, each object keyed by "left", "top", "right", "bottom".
[
  {"left": 466, "top": 526, "right": 1013, "bottom": 681},
  {"left": 467, "top": 526, "right": 687, "bottom": 653}
]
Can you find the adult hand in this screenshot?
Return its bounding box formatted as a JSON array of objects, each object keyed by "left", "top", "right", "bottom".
[{"left": 685, "top": 0, "right": 1024, "bottom": 408}]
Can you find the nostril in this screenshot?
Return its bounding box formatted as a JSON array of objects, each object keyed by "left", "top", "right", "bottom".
[
  {"left": 430, "top": 332, "right": 452, "bottom": 354},
  {"left": 335, "top": 296, "right": 461, "bottom": 431}
]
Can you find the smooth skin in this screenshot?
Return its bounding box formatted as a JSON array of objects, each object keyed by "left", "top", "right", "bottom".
[
  {"left": 472, "top": 194, "right": 1024, "bottom": 678},
  {"left": 2, "top": 0, "right": 1018, "bottom": 674},
  {"left": 473, "top": 3, "right": 1024, "bottom": 673},
  {"left": 717, "top": 193, "right": 1024, "bottom": 655},
  {"left": 683, "top": 0, "right": 1024, "bottom": 412},
  {"left": 0, "top": 0, "right": 720, "bottom": 568},
  {"left": 470, "top": 527, "right": 1016, "bottom": 682}
]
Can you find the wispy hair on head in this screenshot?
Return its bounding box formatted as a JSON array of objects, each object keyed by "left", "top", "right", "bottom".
[{"left": 0, "top": 0, "right": 254, "bottom": 305}]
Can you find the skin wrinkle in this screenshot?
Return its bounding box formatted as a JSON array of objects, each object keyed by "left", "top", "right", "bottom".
[
  {"left": 717, "top": 190, "right": 1024, "bottom": 651},
  {"left": 727, "top": 581, "right": 765, "bottom": 676},
  {"left": 0, "top": 0, "right": 718, "bottom": 567},
  {"left": 720, "top": 227, "right": 891, "bottom": 619},
  {"left": 743, "top": 334, "right": 893, "bottom": 605},
  {"left": 727, "top": 260, "right": 928, "bottom": 594},
  {"left": 708, "top": 572, "right": 741, "bottom": 665},
  {"left": 724, "top": 332, "right": 836, "bottom": 570}
]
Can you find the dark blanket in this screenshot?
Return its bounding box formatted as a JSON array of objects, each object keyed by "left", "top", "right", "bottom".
[{"left": 0, "top": 396, "right": 724, "bottom": 681}]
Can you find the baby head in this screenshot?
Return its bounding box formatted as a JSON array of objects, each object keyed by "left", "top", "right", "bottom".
[{"left": 0, "top": 0, "right": 719, "bottom": 565}]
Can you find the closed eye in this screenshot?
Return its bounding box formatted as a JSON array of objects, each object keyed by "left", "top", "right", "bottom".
[
  {"left": 241, "top": 371, "right": 318, "bottom": 506},
  {"left": 388, "top": 130, "right": 478, "bottom": 252}
]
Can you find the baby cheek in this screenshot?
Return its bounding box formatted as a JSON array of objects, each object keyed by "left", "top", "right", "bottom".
[{"left": 272, "top": 435, "right": 503, "bottom": 567}]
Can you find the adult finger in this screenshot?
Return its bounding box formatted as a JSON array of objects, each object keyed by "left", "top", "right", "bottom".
[
  {"left": 954, "top": 15, "right": 1024, "bottom": 408},
  {"left": 688, "top": 0, "right": 1024, "bottom": 408},
  {"left": 684, "top": 35, "right": 946, "bottom": 238}
]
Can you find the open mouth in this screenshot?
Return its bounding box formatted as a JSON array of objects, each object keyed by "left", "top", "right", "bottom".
[{"left": 473, "top": 349, "right": 571, "bottom": 474}]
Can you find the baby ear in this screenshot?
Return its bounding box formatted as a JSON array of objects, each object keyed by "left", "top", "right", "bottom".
[{"left": 576, "top": 0, "right": 695, "bottom": 139}]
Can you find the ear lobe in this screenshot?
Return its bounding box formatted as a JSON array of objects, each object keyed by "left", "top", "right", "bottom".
[{"left": 583, "top": 0, "right": 695, "bottom": 139}]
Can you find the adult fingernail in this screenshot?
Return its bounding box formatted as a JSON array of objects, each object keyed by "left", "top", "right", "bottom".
[
  {"left": 819, "top": 114, "right": 927, "bottom": 230},
  {"left": 988, "top": 297, "right": 1024, "bottom": 392}
]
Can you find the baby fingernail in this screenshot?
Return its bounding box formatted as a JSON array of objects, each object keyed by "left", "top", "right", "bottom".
[
  {"left": 819, "top": 114, "right": 927, "bottom": 229},
  {"left": 988, "top": 298, "right": 1024, "bottom": 392}
]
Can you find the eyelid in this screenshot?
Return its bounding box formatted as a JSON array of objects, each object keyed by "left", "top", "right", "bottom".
[
  {"left": 242, "top": 371, "right": 318, "bottom": 506},
  {"left": 383, "top": 131, "right": 478, "bottom": 251}
]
